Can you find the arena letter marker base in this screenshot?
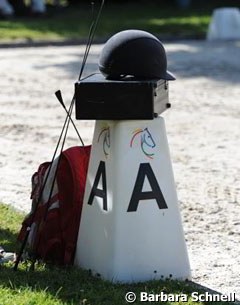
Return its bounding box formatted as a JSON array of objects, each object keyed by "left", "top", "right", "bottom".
[{"left": 74, "top": 116, "right": 191, "bottom": 283}]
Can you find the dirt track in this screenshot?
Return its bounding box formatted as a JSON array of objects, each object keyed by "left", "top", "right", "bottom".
[{"left": 0, "top": 41, "right": 240, "bottom": 299}]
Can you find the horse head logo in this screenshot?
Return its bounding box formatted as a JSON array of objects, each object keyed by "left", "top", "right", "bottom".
[
  {"left": 130, "top": 128, "right": 156, "bottom": 159},
  {"left": 98, "top": 127, "right": 110, "bottom": 157}
]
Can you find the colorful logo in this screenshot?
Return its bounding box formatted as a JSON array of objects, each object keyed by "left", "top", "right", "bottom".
[
  {"left": 130, "top": 128, "right": 156, "bottom": 159},
  {"left": 98, "top": 126, "right": 110, "bottom": 158}
]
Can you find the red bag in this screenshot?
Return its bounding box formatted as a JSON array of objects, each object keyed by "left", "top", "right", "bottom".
[{"left": 18, "top": 145, "right": 91, "bottom": 265}]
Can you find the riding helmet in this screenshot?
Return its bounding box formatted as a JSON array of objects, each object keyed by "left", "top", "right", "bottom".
[{"left": 99, "top": 29, "right": 175, "bottom": 80}]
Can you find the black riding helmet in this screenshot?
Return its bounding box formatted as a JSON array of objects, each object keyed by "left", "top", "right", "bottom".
[{"left": 99, "top": 29, "right": 175, "bottom": 80}]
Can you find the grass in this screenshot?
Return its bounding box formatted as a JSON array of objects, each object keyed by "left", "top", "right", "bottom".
[
  {"left": 1, "top": 1, "right": 240, "bottom": 43},
  {"left": 0, "top": 203, "right": 237, "bottom": 305},
  {"left": 0, "top": 2, "right": 213, "bottom": 43},
  {"left": 0, "top": 204, "right": 25, "bottom": 253}
]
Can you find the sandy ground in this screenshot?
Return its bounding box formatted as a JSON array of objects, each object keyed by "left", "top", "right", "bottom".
[{"left": 0, "top": 40, "right": 240, "bottom": 300}]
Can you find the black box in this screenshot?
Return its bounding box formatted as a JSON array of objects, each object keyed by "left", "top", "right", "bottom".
[{"left": 75, "top": 73, "right": 170, "bottom": 120}]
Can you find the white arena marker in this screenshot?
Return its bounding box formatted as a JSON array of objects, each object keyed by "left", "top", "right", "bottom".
[
  {"left": 75, "top": 117, "right": 191, "bottom": 283},
  {"left": 207, "top": 7, "right": 240, "bottom": 40}
]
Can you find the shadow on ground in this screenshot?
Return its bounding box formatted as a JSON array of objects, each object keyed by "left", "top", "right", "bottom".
[{"left": 27, "top": 40, "right": 240, "bottom": 85}]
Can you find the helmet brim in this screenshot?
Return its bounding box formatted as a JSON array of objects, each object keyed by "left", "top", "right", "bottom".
[{"left": 165, "top": 70, "right": 176, "bottom": 81}]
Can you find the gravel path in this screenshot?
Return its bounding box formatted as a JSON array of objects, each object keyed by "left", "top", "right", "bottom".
[{"left": 0, "top": 41, "right": 239, "bottom": 300}]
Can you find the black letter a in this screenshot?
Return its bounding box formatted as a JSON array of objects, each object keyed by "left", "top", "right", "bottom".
[
  {"left": 88, "top": 161, "right": 107, "bottom": 211},
  {"left": 127, "top": 163, "right": 168, "bottom": 212}
]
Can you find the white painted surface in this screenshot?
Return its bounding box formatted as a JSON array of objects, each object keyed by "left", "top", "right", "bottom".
[
  {"left": 75, "top": 117, "right": 191, "bottom": 283},
  {"left": 207, "top": 8, "right": 240, "bottom": 40}
]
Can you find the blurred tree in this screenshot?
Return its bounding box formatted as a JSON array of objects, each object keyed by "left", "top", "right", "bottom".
[{"left": 8, "top": 0, "right": 27, "bottom": 15}]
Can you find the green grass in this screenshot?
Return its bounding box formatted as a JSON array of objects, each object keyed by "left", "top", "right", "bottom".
[
  {"left": 0, "top": 203, "right": 237, "bottom": 305},
  {"left": 0, "top": 204, "right": 25, "bottom": 252},
  {"left": 0, "top": 3, "right": 212, "bottom": 42}
]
